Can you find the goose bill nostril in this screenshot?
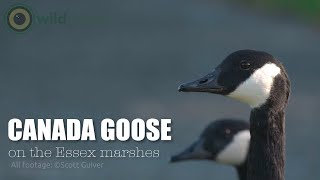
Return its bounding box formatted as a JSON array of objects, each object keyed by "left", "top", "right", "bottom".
[{"left": 199, "top": 79, "right": 208, "bottom": 84}]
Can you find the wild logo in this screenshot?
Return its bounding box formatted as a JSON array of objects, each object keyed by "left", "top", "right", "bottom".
[
  {"left": 3, "top": 4, "right": 67, "bottom": 33},
  {"left": 5, "top": 4, "right": 33, "bottom": 32}
]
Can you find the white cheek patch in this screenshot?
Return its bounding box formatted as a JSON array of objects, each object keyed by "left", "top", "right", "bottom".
[
  {"left": 216, "top": 130, "right": 250, "bottom": 166},
  {"left": 227, "top": 63, "right": 281, "bottom": 108}
]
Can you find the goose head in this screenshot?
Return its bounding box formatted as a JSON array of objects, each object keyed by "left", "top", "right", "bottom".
[
  {"left": 171, "top": 119, "right": 250, "bottom": 166},
  {"left": 178, "top": 50, "right": 290, "bottom": 109}
]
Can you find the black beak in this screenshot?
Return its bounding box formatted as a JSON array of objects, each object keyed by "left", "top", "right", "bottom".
[
  {"left": 170, "top": 139, "right": 211, "bottom": 163},
  {"left": 178, "top": 68, "right": 224, "bottom": 94},
  {"left": 170, "top": 145, "right": 195, "bottom": 163}
]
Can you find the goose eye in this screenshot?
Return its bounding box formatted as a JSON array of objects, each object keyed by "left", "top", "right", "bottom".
[
  {"left": 225, "top": 129, "right": 231, "bottom": 135},
  {"left": 240, "top": 61, "right": 251, "bottom": 70}
]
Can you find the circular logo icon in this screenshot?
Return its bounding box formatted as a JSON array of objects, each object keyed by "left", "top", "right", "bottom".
[{"left": 6, "top": 6, "right": 32, "bottom": 32}]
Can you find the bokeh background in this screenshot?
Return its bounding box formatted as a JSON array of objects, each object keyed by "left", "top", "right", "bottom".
[{"left": 1, "top": 0, "right": 319, "bottom": 179}]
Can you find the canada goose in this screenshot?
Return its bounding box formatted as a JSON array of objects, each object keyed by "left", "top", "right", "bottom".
[
  {"left": 178, "top": 50, "right": 290, "bottom": 180},
  {"left": 171, "top": 119, "right": 250, "bottom": 180}
]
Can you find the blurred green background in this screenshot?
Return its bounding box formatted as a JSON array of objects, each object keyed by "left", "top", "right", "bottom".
[
  {"left": 0, "top": 0, "right": 319, "bottom": 180},
  {"left": 238, "top": 0, "right": 320, "bottom": 23}
]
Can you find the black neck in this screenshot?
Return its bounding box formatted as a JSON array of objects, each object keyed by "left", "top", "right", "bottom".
[
  {"left": 236, "top": 161, "right": 247, "bottom": 180},
  {"left": 247, "top": 106, "right": 285, "bottom": 180}
]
